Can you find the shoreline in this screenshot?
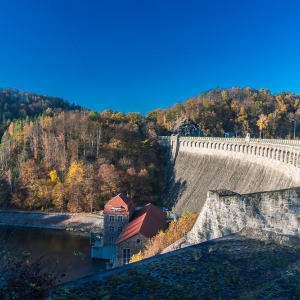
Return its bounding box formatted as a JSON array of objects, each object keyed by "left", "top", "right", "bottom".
[{"left": 0, "top": 210, "right": 104, "bottom": 235}]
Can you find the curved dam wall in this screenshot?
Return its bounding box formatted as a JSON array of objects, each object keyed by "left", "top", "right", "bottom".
[{"left": 159, "top": 136, "right": 300, "bottom": 215}]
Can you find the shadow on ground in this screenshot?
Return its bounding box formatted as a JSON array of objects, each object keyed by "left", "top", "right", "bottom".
[{"left": 51, "top": 228, "right": 300, "bottom": 300}]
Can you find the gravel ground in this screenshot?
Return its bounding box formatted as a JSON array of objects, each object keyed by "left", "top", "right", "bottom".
[
  {"left": 49, "top": 228, "right": 300, "bottom": 300},
  {"left": 0, "top": 210, "right": 103, "bottom": 234}
]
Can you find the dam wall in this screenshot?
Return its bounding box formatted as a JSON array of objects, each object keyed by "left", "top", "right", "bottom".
[
  {"left": 187, "top": 187, "right": 300, "bottom": 244},
  {"left": 159, "top": 136, "right": 300, "bottom": 214}
]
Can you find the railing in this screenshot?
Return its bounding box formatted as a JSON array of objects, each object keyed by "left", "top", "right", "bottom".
[{"left": 158, "top": 136, "right": 300, "bottom": 147}]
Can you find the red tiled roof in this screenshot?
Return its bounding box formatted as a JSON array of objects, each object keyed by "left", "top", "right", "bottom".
[
  {"left": 104, "top": 193, "right": 134, "bottom": 214},
  {"left": 116, "top": 204, "right": 166, "bottom": 244}
]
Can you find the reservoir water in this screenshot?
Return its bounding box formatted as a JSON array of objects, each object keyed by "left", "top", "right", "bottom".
[{"left": 0, "top": 225, "right": 107, "bottom": 282}]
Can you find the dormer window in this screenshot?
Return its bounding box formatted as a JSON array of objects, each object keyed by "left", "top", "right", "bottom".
[
  {"left": 111, "top": 207, "right": 122, "bottom": 211},
  {"left": 110, "top": 205, "right": 126, "bottom": 212}
]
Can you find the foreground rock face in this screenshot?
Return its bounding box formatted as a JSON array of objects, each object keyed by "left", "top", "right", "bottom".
[{"left": 50, "top": 228, "right": 300, "bottom": 299}]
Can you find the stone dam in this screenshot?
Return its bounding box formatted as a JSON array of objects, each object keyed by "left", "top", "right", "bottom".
[
  {"left": 159, "top": 135, "right": 300, "bottom": 246},
  {"left": 159, "top": 136, "right": 300, "bottom": 215}
]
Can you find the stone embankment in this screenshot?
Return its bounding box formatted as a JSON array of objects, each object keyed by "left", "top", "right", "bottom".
[
  {"left": 50, "top": 228, "right": 300, "bottom": 299},
  {"left": 187, "top": 186, "right": 300, "bottom": 245},
  {"left": 0, "top": 210, "right": 103, "bottom": 234}
]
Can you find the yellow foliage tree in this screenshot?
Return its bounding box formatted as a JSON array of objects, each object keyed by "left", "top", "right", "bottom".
[
  {"left": 66, "top": 161, "right": 84, "bottom": 184},
  {"left": 49, "top": 170, "right": 60, "bottom": 184},
  {"left": 37, "top": 179, "right": 52, "bottom": 210},
  {"left": 51, "top": 182, "right": 65, "bottom": 210},
  {"left": 275, "top": 95, "right": 287, "bottom": 115},
  {"left": 129, "top": 251, "right": 143, "bottom": 263},
  {"left": 8, "top": 122, "right": 14, "bottom": 136},
  {"left": 130, "top": 212, "right": 198, "bottom": 263},
  {"left": 237, "top": 106, "right": 248, "bottom": 135},
  {"left": 257, "top": 114, "right": 269, "bottom": 132},
  {"left": 42, "top": 116, "right": 53, "bottom": 131}
]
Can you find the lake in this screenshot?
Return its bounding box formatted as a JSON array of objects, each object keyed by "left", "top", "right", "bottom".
[{"left": 0, "top": 225, "right": 107, "bottom": 282}]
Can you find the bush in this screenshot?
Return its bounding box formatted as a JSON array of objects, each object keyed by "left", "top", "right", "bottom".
[
  {"left": 130, "top": 212, "right": 198, "bottom": 263},
  {"left": 0, "top": 252, "right": 64, "bottom": 300}
]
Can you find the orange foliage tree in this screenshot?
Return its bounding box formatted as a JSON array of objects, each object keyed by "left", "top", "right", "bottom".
[{"left": 130, "top": 212, "right": 198, "bottom": 263}]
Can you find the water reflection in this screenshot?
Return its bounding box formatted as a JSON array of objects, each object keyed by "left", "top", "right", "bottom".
[{"left": 0, "top": 226, "right": 107, "bottom": 282}]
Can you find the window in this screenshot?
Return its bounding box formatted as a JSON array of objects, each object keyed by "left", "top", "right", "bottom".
[
  {"left": 117, "top": 227, "right": 122, "bottom": 233},
  {"left": 109, "top": 215, "right": 115, "bottom": 222},
  {"left": 109, "top": 226, "right": 114, "bottom": 233},
  {"left": 117, "top": 216, "right": 123, "bottom": 223},
  {"left": 136, "top": 239, "right": 141, "bottom": 245},
  {"left": 109, "top": 236, "right": 115, "bottom": 244},
  {"left": 123, "top": 248, "right": 131, "bottom": 264}
]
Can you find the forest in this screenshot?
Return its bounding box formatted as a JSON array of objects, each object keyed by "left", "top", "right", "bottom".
[
  {"left": 0, "top": 109, "right": 164, "bottom": 212},
  {"left": 0, "top": 88, "right": 81, "bottom": 139},
  {"left": 153, "top": 87, "right": 300, "bottom": 139},
  {"left": 0, "top": 86, "right": 300, "bottom": 212}
]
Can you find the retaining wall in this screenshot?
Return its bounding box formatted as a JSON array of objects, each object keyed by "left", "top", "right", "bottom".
[{"left": 187, "top": 187, "right": 300, "bottom": 244}]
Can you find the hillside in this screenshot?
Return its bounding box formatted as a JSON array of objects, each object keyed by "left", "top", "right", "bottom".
[
  {"left": 1, "top": 86, "right": 300, "bottom": 213},
  {"left": 0, "top": 108, "right": 164, "bottom": 212},
  {"left": 0, "top": 87, "right": 81, "bottom": 138},
  {"left": 151, "top": 87, "right": 300, "bottom": 139}
]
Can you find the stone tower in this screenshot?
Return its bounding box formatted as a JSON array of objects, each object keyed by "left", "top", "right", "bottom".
[{"left": 102, "top": 193, "right": 135, "bottom": 246}]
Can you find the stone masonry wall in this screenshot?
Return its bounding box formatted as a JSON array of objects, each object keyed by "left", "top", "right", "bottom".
[
  {"left": 115, "top": 233, "right": 147, "bottom": 267},
  {"left": 187, "top": 187, "right": 300, "bottom": 244},
  {"left": 103, "top": 213, "right": 130, "bottom": 246}
]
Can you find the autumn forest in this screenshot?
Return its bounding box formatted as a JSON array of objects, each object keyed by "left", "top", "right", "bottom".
[{"left": 0, "top": 87, "right": 300, "bottom": 212}]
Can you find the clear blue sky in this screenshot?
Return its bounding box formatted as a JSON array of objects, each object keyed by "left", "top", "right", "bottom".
[{"left": 1, "top": 0, "right": 300, "bottom": 114}]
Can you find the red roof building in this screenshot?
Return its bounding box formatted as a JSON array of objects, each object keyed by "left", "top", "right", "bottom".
[
  {"left": 115, "top": 203, "right": 167, "bottom": 266},
  {"left": 116, "top": 204, "right": 166, "bottom": 244},
  {"left": 92, "top": 193, "right": 167, "bottom": 266}
]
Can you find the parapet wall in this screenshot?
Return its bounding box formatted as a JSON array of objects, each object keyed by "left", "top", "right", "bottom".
[
  {"left": 159, "top": 136, "right": 300, "bottom": 214},
  {"left": 160, "top": 136, "right": 300, "bottom": 175},
  {"left": 187, "top": 187, "right": 300, "bottom": 244}
]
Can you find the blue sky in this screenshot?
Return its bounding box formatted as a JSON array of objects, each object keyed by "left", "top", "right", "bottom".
[{"left": 1, "top": 0, "right": 300, "bottom": 114}]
